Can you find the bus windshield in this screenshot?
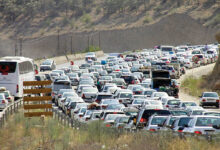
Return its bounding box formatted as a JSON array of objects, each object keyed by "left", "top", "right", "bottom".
[{"left": 0, "top": 62, "right": 17, "bottom": 73}]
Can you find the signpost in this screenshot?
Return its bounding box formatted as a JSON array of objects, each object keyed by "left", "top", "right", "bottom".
[{"left": 23, "top": 81, "right": 53, "bottom": 117}]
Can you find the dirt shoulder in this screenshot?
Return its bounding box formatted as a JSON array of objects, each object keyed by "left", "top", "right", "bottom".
[{"left": 178, "top": 63, "right": 215, "bottom": 104}]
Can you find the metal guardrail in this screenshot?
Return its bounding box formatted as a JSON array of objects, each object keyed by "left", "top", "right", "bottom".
[
  {"left": 0, "top": 99, "right": 23, "bottom": 127},
  {"left": 52, "top": 107, "right": 220, "bottom": 142}
]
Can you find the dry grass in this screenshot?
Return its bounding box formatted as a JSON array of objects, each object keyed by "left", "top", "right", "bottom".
[
  {"left": 1, "top": 110, "right": 220, "bottom": 150},
  {"left": 181, "top": 76, "right": 208, "bottom": 97}
]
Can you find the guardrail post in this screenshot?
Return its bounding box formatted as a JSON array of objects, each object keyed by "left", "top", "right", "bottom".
[
  {"left": 71, "top": 119, "right": 74, "bottom": 128},
  {"left": 13, "top": 103, "right": 16, "bottom": 113},
  {"left": 10, "top": 105, "right": 13, "bottom": 115}
]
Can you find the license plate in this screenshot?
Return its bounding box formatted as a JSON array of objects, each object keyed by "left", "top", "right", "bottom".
[{"left": 207, "top": 99, "right": 216, "bottom": 102}]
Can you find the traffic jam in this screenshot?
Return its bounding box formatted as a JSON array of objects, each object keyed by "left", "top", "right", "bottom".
[{"left": 38, "top": 44, "right": 220, "bottom": 136}]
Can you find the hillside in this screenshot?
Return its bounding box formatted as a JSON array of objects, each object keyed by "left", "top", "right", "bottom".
[{"left": 0, "top": 0, "right": 219, "bottom": 38}]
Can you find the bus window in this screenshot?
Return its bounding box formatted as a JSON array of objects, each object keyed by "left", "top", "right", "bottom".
[{"left": 0, "top": 62, "right": 17, "bottom": 73}]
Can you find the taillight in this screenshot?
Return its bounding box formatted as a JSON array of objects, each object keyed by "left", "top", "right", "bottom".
[
  {"left": 194, "top": 131, "right": 202, "bottom": 134},
  {"left": 102, "top": 105, "right": 107, "bottom": 109},
  {"left": 2, "top": 100, "right": 5, "bottom": 104},
  {"left": 52, "top": 92, "right": 55, "bottom": 96},
  {"left": 95, "top": 99, "right": 99, "bottom": 103},
  {"left": 106, "top": 124, "right": 111, "bottom": 127},
  {"left": 187, "top": 62, "right": 190, "bottom": 64},
  {"left": 85, "top": 118, "right": 89, "bottom": 121},
  {"left": 166, "top": 105, "right": 169, "bottom": 108},
  {"left": 131, "top": 80, "right": 135, "bottom": 84},
  {"left": 172, "top": 70, "right": 175, "bottom": 73},
  {"left": 119, "top": 100, "right": 122, "bottom": 103},
  {"left": 140, "top": 118, "right": 146, "bottom": 123},
  {"left": 58, "top": 94, "right": 61, "bottom": 97},
  {"left": 149, "top": 128, "right": 156, "bottom": 132},
  {"left": 16, "top": 84, "right": 19, "bottom": 93},
  {"left": 7, "top": 97, "right": 11, "bottom": 100},
  {"left": 82, "top": 94, "right": 85, "bottom": 99},
  {"left": 79, "top": 115, "right": 83, "bottom": 118},
  {"left": 216, "top": 100, "right": 220, "bottom": 103},
  {"left": 202, "top": 99, "right": 206, "bottom": 102},
  {"left": 178, "top": 130, "right": 183, "bottom": 133}
]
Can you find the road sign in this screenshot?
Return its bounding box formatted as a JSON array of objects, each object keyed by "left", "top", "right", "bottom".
[{"left": 23, "top": 81, "right": 53, "bottom": 117}]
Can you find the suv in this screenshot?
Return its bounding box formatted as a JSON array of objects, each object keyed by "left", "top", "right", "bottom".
[
  {"left": 136, "top": 109, "right": 171, "bottom": 129},
  {"left": 200, "top": 92, "right": 219, "bottom": 108}
]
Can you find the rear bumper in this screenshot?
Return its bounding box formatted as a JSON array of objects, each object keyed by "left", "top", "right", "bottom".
[{"left": 201, "top": 102, "right": 219, "bottom": 106}]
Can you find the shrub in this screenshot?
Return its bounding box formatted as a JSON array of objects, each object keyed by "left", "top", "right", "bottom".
[
  {"left": 143, "top": 16, "right": 152, "bottom": 24},
  {"left": 81, "top": 14, "right": 91, "bottom": 24}
]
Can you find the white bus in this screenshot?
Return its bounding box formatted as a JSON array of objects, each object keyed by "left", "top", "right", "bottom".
[{"left": 0, "top": 56, "right": 35, "bottom": 99}]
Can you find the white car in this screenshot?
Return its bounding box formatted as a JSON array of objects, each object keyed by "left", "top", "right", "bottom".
[
  {"left": 150, "top": 92, "right": 169, "bottom": 100},
  {"left": 183, "top": 59, "right": 193, "bottom": 69},
  {"left": 178, "top": 101, "right": 197, "bottom": 110},
  {"left": 0, "top": 93, "right": 8, "bottom": 110},
  {"left": 58, "top": 92, "right": 78, "bottom": 108},
  {"left": 144, "top": 115, "right": 169, "bottom": 132},
  {"left": 200, "top": 92, "right": 220, "bottom": 108},
  {"left": 186, "top": 106, "right": 205, "bottom": 116},
  {"left": 183, "top": 116, "right": 220, "bottom": 135},
  {"left": 81, "top": 87, "right": 98, "bottom": 102}
]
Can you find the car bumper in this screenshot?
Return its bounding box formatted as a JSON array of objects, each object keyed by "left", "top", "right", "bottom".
[{"left": 201, "top": 102, "right": 219, "bottom": 106}]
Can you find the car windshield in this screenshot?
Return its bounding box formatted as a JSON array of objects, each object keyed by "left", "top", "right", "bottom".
[
  {"left": 183, "top": 102, "right": 197, "bottom": 107},
  {"left": 106, "top": 104, "right": 124, "bottom": 110},
  {"left": 178, "top": 118, "right": 192, "bottom": 126},
  {"left": 203, "top": 93, "right": 218, "bottom": 98},
  {"left": 103, "top": 100, "right": 119, "bottom": 105},
  {"left": 171, "top": 111, "right": 187, "bottom": 116},
  {"left": 42, "top": 61, "right": 52, "bottom": 65},
  {"left": 101, "top": 76, "right": 111, "bottom": 80},
  {"left": 63, "top": 93, "right": 75, "bottom": 97},
  {"left": 169, "top": 117, "right": 177, "bottom": 125},
  {"left": 120, "top": 93, "right": 132, "bottom": 98},
  {"left": 151, "top": 117, "right": 167, "bottom": 125},
  {"left": 0, "top": 94, "right": 4, "bottom": 99},
  {"left": 154, "top": 93, "right": 166, "bottom": 97},
  {"left": 83, "top": 88, "right": 97, "bottom": 93},
  {"left": 119, "top": 117, "right": 129, "bottom": 123},
  {"left": 192, "top": 111, "right": 203, "bottom": 115},
  {"left": 80, "top": 108, "right": 87, "bottom": 113},
  {"left": 0, "top": 91, "right": 9, "bottom": 97},
  {"left": 133, "top": 99, "right": 144, "bottom": 104},
  {"left": 196, "top": 117, "right": 220, "bottom": 127},
  {"left": 204, "top": 112, "right": 220, "bottom": 116},
  {"left": 106, "top": 114, "right": 122, "bottom": 121},
  {"left": 168, "top": 100, "right": 180, "bottom": 105},
  {"left": 144, "top": 91, "right": 154, "bottom": 96}
]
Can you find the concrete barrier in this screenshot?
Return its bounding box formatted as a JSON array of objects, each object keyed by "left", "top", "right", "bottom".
[{"left": 35, "top": 51, "right": 104, "bottom": 66}]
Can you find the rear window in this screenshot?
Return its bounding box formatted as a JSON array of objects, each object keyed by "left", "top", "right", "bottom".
[
  {"left": 0, "top": 62, "right": 17, "bottom": 73},
  {"left": 196, "top": 117, "right": 220, "bottom": 127},
  {"left": 142, "top": 110, "right": 171, "bottom": 119},
  {"left": 151, "top": 117, "right": 167, "bottom": 125},
  {"left": 178, "top": 118, "right": 192, "bottom": 126},
  {"left": 161, "top": 47, "right": 173, "bottom": 52},
  {"left": 53, "top": 82, "right": 71, "bottom": 91}
]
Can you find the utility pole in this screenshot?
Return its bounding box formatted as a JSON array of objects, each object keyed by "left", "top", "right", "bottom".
[
  {"left": 98, "top": 32, "right": 101, "bottom": 49},
  {"left": 14, "top": 39, "right": 18, "bottom": 56},
  {"left": 70, "top": 35, "right": 73, "bottom": 54},
  {"left": 57, "top": 29, "right": 60, "bottom": 54},
  {"left": 19, "top": 38, "right": 22, "bottom": 56},
  {"left": 87, "top": 35, "right": 90, "bottom": 50}
]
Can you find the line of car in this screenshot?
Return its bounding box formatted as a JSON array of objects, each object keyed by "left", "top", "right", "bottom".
[{"left": 36, "top": 44, "right": 220, "bottom": 136}]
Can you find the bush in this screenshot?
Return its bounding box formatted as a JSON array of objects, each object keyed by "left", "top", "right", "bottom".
[
  {"left": 81, "top": 14, "right": 91, "bottom": 24},
  {"left": 181, "top": 76, "right": 207, "bottom": 97},
  {"left": 84, "top": 45, "right": 101, "bottom": 52},
  {"left": 143, "top": 16, "right": 152, "bottom": 24}
]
